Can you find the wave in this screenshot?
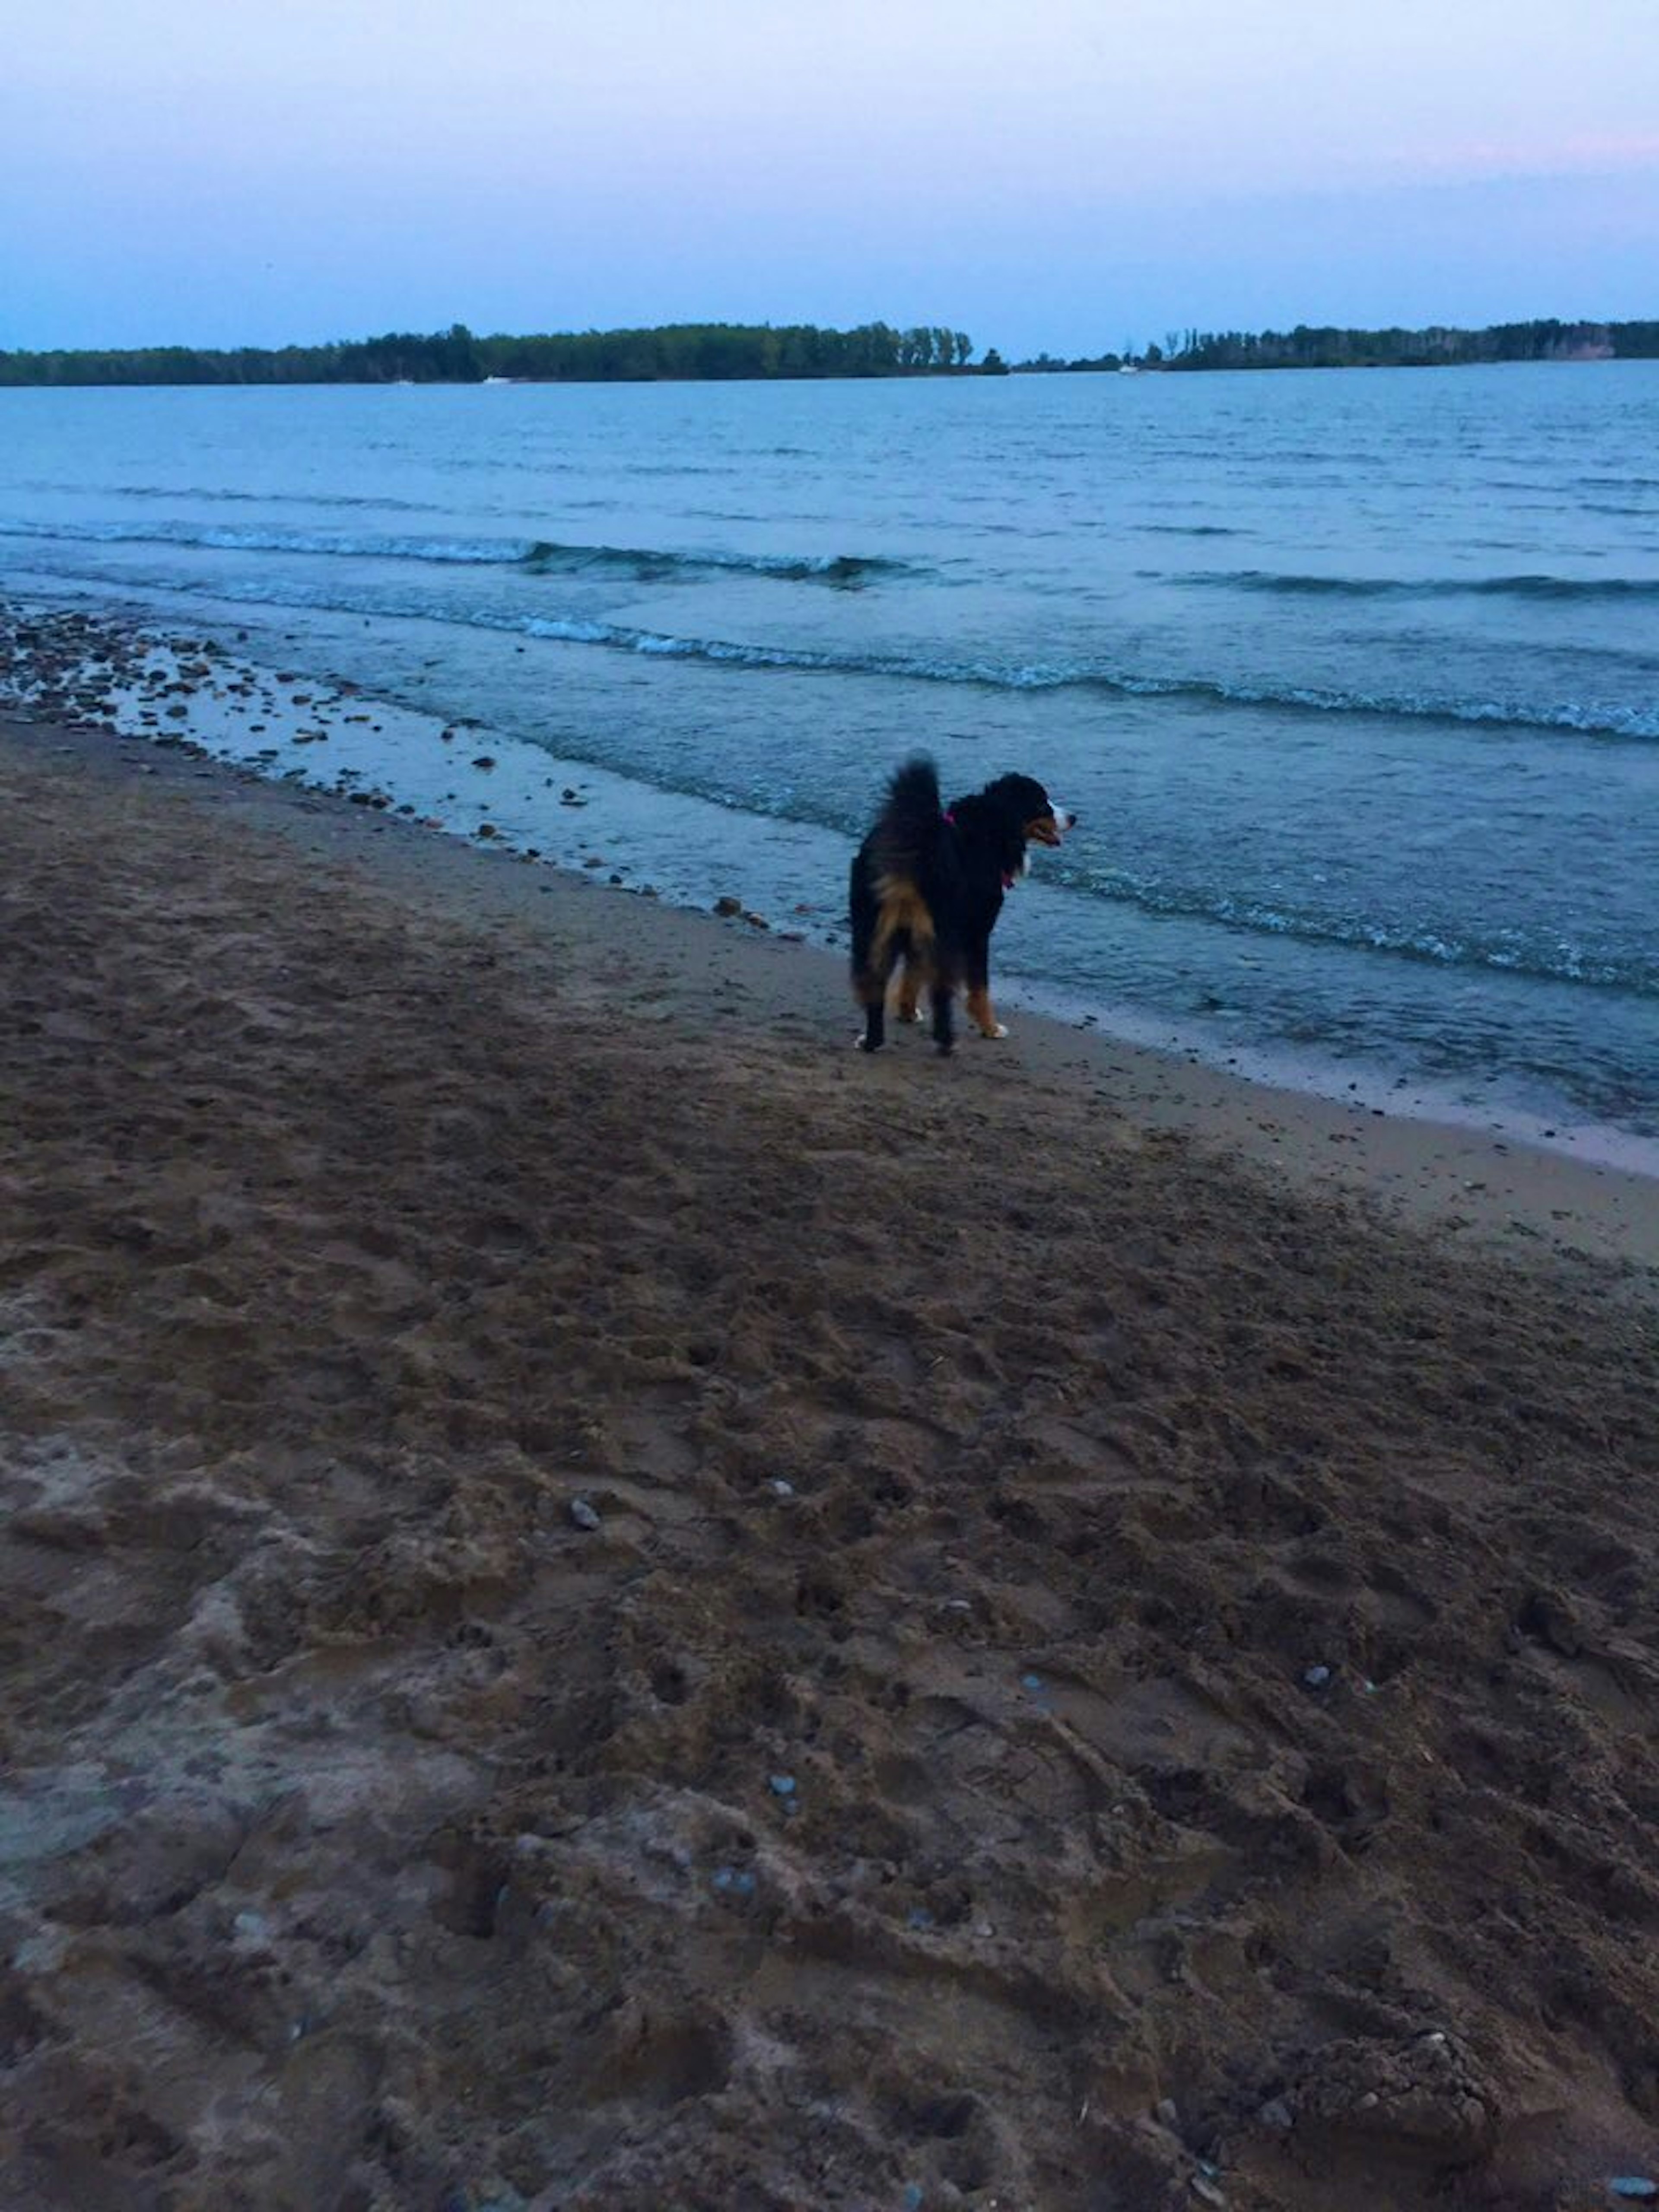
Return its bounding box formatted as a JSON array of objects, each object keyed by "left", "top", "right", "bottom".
[
  {"left": 502, "top": 614, "right": 1658, "bottom": 741},
  {"left": 0, "top": 517, "right": 910, "bottom": 587},
  {"left": 9, "top": 551, "right": 1659, "bottom": 741},
  {"left": 1065, "top": 870, "right": 1655, "bottom": 997},
  {"left": 0, "top": 517, "right": 536, "bottom": 566},
  {"left": 14, "top": 483, "right": 449, "bottom": 514},
  {"left": 1171, "top": 566, "right": 1659, "bottom": 604},
  {"left": 521, "top": 540, "right": 905, "bottom": 585}
]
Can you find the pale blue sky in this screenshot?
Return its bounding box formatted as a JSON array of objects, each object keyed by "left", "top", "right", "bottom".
[{"left": 4, "top": 0, "right": 1655, "bottom": 356}]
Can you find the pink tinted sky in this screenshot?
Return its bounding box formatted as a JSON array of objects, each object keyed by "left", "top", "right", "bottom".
[{"left": 3, "top": 0, "right": 1656, "bottom": 355}]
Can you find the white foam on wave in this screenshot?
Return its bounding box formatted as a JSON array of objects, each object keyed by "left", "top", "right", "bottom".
[{"left": 17, "top": 535, "right": 1657, "bottom": 739}]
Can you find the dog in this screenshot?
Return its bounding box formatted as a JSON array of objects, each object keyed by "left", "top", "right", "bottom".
[{"left": 849, "top": 756, "right": 1074, "bottom": 1054}]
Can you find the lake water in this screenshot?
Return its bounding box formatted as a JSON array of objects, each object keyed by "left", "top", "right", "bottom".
[{"left": 3, "top": 365, "right": 1656, "bottom": 1154}]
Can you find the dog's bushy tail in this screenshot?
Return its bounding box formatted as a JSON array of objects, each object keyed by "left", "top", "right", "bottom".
[
  {"left": 874, "top": 755, "right": 942, "bottom": 881},
  {"left": 864, "top": 754, "right": 944, "bottom": 979}
]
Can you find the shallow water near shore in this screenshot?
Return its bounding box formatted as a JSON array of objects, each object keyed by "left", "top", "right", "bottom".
[{"left": 3, "top": 363, "right": 1656, "bottom": 1145}]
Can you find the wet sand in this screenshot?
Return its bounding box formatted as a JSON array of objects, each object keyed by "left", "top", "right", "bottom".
[{"left": 2, "top": 709, "right": 1657, "bottom": 2212}]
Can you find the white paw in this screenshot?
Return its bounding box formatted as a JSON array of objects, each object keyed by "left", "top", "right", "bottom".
[{"left": 980, "top": 1023, "right": 1008, "bottom": 1040}]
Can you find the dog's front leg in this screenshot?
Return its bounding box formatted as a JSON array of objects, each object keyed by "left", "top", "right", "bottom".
[
  {"left": 962, "top": 922, "right": 1007, "bottom": 1039},
  {"left": 964, "top": 984, "right": 1007, "bottom": 1040}
]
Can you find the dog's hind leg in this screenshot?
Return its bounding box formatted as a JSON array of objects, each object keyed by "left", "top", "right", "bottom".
[
  {"left": 893, "top": 954, "right": 930, "bottom": 1025},
  {"left": 853, "top": 926, "right": 905, "bottom": 1052},
  {"left": 849, "top": 862, "right": 890, "bottom": 1050},
  {"left": 855, "top": 880, "right": 934, "bottom": 1052},
  {"left": 852, "top": 954, "right": 890, "bottom": 1052},
  {"left": 930, "top": 981, "right": 956, "bottom": 1056}
]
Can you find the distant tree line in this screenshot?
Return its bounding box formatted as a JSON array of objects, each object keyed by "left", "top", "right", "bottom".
[
  {"left": 1015, "top": 318, "right": 1659, "bottom": 374},
  {"left": 1018, "top": 349, "right": 1134, "bottom": 374},
  {"left": 0, "top": 321, "right": 1003, "bottom": 387}
]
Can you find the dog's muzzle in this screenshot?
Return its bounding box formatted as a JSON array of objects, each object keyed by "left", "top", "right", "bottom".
[{"left": 1029, "top": 805, "right": 1075, "bottom": 847}]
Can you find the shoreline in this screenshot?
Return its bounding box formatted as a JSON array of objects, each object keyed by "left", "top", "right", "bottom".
[
  {"left": 3, "top": 594, "right": 1654, "bottom": 1200},
  {"left": 6, "top": 694, "right": 1656, "bottom": 1285},
  {"left": 5, "top": 701, "right": 1659, "bottom": 2207}
]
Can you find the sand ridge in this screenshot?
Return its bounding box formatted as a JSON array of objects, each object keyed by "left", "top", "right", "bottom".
[{"left": 1, "top": 718, "right": 1658, "bottom": 2210}]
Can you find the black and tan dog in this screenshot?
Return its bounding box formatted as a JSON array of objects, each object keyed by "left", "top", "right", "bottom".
[{"left": 849, "top": 756, "right": 1074, "bottom": 1054}]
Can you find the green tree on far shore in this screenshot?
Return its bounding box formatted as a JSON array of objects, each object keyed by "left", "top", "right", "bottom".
[
  {"left": 0, "top": 320, "right": 997, "bottom": 388},
  {"left": 1014, "top": 317, "right": 1659, "bottom": 374}
]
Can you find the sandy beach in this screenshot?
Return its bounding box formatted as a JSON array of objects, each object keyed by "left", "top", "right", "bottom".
[{"left": 2, "top": 705, "right": 1658, "bottom": 2211}]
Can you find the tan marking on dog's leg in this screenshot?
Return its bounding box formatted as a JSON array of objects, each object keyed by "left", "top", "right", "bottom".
[
  {"left": 894, "top": 960, "right": 929, "bottom": 1023},
  {"left": 966, "top": 986, "right": 1007, "bottom": 1039}
]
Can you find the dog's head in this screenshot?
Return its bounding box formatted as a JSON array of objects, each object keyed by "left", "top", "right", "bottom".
[{"left": 985, "top": 774, "right": 1076, "bottom": 849}]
